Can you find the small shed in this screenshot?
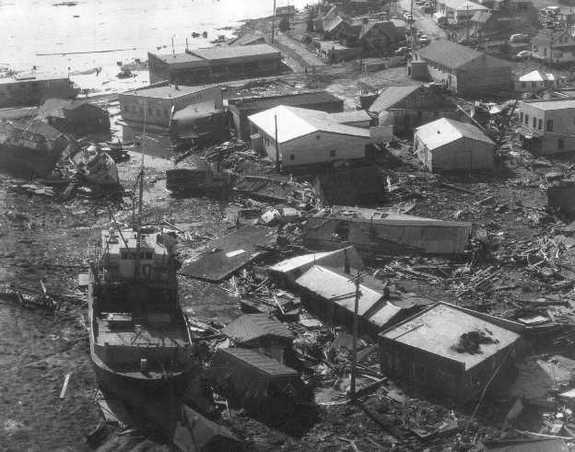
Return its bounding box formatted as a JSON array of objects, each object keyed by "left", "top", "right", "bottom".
[
  {"left": 379, "top": 302, "right": 523, "bottom": 403},
  {"left": 414, "top": 117, "right": 496, "bottom": 171},
  {"left": 515, "top": 70, "right": 558, "bottom": 93},
  {"left": 209, "top": 348, "right": 306, "bottom": 419},
  {"left": 222, "top": 314, "right": 294, "bottom": 364}
]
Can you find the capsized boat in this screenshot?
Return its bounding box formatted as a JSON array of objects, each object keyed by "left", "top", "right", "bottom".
[{"left": 88, "top": 189, "right": 194, "bottom": 394}]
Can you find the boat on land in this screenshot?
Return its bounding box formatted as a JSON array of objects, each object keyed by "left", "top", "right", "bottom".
[{"left": 88, "top": 170, "right": 194, "bottom": 395}]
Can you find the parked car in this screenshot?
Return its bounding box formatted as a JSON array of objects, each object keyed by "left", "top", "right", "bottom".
[
  {"left": 515, "top": 50, "right": 532, "bottom": 60},
  {"left": 418, "top": 35, "right": 431, "bottom": 45},
  {"left": 509, "top": 33, "right": 529, "bottom": 43}
]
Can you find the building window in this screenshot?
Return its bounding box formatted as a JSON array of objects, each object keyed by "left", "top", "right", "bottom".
[
  {"left": 538, "top": 119, "right": 542, "bottom": 130},
  {"left": 525, "top": 114, "right": 529, "bottom": 125},
  {"left": 533, "top": 117, "right": 537, "bottom": 128},
  {"left": 544, "top": 48, "right": 547, "bottom": 56},
  {"left": 316, "top": 135, "right": 320, "bottom": 140},
  {"left": 559, "top": 138, "right": 565, "bottom": 150},
  {"left": 521, "top": 82, "right": 526, "bottom": 88},
  {"left": 329, "top": 150, "right": 336, "bottom": 157},
  {"left": 547, "top": 120, "right": 554, "bottom": 131},
  {"left": 289, "top": 154, "right": 295, "bottom": 160},
  {"left": 520, "top": 112, "right": 524, "bottom": 122}
]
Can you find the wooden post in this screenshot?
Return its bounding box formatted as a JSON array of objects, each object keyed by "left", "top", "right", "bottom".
[
  {"left": 271, "top": 0, "right": 277, "bottom": 43},
  {"left": 274, "top": 113, "right": 280, "bottom": 172},
  {"left": 350, "top": 272, "right": 361, "bottom": 398}
]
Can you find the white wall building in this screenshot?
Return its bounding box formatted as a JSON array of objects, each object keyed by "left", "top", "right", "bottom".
[
  {"left": 248, "top": 105, "right": 371, "bottom": 168},
  {"left": 515, "top": 70, "right": 558, "bottom": 93},
  {"left": 414, "top": 117, "right": 496, "bottom": 171}
]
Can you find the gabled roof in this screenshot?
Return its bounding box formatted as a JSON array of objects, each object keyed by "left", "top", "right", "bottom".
[
  {"left": 358, "top": 21, "right": 399, "bottom": 41},
  {"left": 519, "top": 70, "right": 556, "bottom": 83},
  {"left": 369, "top": 85, "right": 421, "bottom": 112},
  {"left": 248, "top": 105, "right": 371, "bottom": 143},
  {"left": 415, "top": 117, "right": 494, "bottom": 150},
  {"left": 222, "top": 314, "right": 294, "bottom": 344},
  {"left": 380, "top": 302, "right": 521, "bottom": 370},
  {"left": 323, "top": 15, "right": 345, "bottom": 33},
  {"left": 124, "top": 83, "right": 219, "bottom": 99},
  {"left": 417, "top": 39, "right": 510, "bottom": 70},
  {"left": 328, "top": 109, "right": 372, "bottom": 124}
]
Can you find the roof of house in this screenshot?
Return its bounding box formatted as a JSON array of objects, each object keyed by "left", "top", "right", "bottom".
[
  {"left": 217, "top": 347, "right": 298, "bottom": 377},
  {"left": 228, "top": 30, "right": 266, "bottom": 47},
  {"left": 37, "top": 98, "right": 105, "bottom": 119},
  {"left": 369, "top": 85, "right": 421, "bottom": 112},
  {"left": 222, "top": 314, "right": 294, "bottom": 344},
  {"left": 440, "top": 0, "right": 488, "bottom": 11},
  {"left": 323, "top": 15, "right": 345, "bottom": 33},
  {"left": 229, "top": 90, "right": 343, "bottom": 110},
  {"left": 380, "top": 303, "right": 521, "bottom": 370},
  {"left": 417, "top": 39, "right": 510, "bottom": 70},
  {"left": 191, "top": 43, "right": 280, "bottom": 61},
  {"left": 0, "top": 73, "right": 70, "bottom": 85},
  {"left": 328, "top": 109, "right": 372, "bottom": 123},
  {"left": 151, "top": 52, "right": 207, "bottom": 65},
  {"left": 269, "top": 246, "right": 363, "bottom": 274},
  {"left": 124, "top": 83, "right": 218, "bottom": 99},
  {"left": 248, "top": 105, "right": 371, "bottom": 143},
  {"left": 521, "top": 98, "right": 575, "bottom": 111},
  {"left": 415, "top": 117, "right": 494, "bottom": 150},
  {"left": 519, "top": 70, "right": 556, "bottom": 82},
  {"left": 358, "top": 20, "right": 399, "bottom": 41},
  {"left": 296, "top": 265, "right": 385, "bottom": 317}
]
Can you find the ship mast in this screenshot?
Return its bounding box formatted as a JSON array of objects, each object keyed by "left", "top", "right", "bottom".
[{"left": 134, "top": 101, "right": 147, "bottom": 280}]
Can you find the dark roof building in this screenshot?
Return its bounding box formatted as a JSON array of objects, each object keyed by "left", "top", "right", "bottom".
[
  {"left": 223, "top": 314, "right": 294, "bottom": 346},
  {"left": 379, "top": 302, "right": 523, "bottom": 402},
  {"left": 148, "top": 43, "right": 283, "bottom": 85},
  {"left": 412, "top": 39, "right": 513, "bottom": 97}
]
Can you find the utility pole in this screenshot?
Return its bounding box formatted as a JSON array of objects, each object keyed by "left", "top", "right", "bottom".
[
  {"left": 350, "top": 272, "right": 362, "bottom": 398},
  {"left": 271, "top": 0, "right": 277, "bottom": 44},
  {"left": 274, "top": 113, "right": 280, "bottom": 172}
]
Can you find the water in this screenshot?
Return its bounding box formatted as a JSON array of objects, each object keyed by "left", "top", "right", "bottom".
[{"left": 1, "top": 0, "right": 315, "bottom": 76}]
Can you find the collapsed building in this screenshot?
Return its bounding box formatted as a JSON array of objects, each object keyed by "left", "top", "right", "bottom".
[{"left": 303, "top": 207, "right": 473, "bottom": 257}]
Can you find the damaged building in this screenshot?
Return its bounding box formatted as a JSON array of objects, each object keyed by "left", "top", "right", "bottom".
[
  {"left": 303, "top": 207, "right": 473, "bottom": 257},
  {"left": 379, "top": 302, "right": 523, "bottom": 403},
  {"left": 368, "top": 84, "right": 459, "bottom": 136},
  {"left": 148, "top": 44, "right": 283, "bottom": 85},
  {"left": 313, "top": 165, "right": 385, "bottom": 205},
  {"left": 411, "top": 39, "right": 513, "bottom": 97},
  {"left": 414, "top": 117, "right": 496, "bottom": 172},
  {"left": 248, "top": 105, "right": 372, "bottom": 168},
  {"left": 36, "top": 98, "right": 110, "bottom": 136}
]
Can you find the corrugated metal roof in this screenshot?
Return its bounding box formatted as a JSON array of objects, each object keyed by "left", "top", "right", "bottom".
[
  {"left": 219, "top": 348, "right": 298, "bottom": 377},
  {"left": 519, "top": 70, "right": 556, "bottom": 83},
  {"left": 369, "top": 85, "right": 421, "bottom": 113},
  {"left": 380, "top": 303, "right": 520, "bottom": 370},
  {"left": 191, "top": 43, "right": 280, "bottom": 61},
  {"left": 223, "top": 314, "right": 294, "bottom": 343},
  {"left": 248, "top": 105, "right": 370, "bottom": 143},
  {"left": 415, "top": 117, "right": 494, "bottom": 150},
  {"left": 417, "top": 39, "right": 509, "bottom": 70},
  {"left": 296, "top": 265, "right": 384, "bottom": 317}
]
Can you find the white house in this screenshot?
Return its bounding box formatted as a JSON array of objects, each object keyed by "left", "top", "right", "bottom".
[
  {"left": 414, "top": 117, "right": 496, "bottom": 171},
  {"left": 515, "top": 70, "right": 558, "bottom": 93},
  {"left": 248, "top": 105, "right": 371, "bottom": 168},
  {"left": 436, "top": 0, "right": 488, "bottom": 24}
]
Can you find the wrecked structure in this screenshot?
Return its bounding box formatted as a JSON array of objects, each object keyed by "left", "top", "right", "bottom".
[
  {"left": 379, "top": 303, "right": 523, "bottom": 403},
  {"left": 148, "top": 44, "right": 283, "bottom": 85},
  {"left": 0, "top": 73, "right": 79, "bottom": 108},
  {"left": 304, "top": 207, "right": 473, "bottom": 257},
  {"left": 313, "top": 165, "right": 385, "bottom": 205},
  {"left": 414, "top": 117, "right": 496, "bottom": 172},
  {"left": 248, "top": 105, "right": 371, "bottom": 168},
  {"left": 36, "top": 98, "right": 110, "bottom": 136},
  {"left": 369, "top": 84, "right": 459, "bottom": 136}
]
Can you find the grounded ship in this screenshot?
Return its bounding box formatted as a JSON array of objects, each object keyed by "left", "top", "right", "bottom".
[
  {"left": 88, "top": 180, "right": 194, "bottom": 395},
  {"left": 0, "top": 120, "right": 70, "bottom": 177}
]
